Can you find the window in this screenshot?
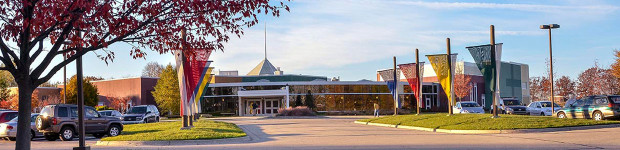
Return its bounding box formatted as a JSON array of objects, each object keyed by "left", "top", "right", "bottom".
[
  {"left": 70, "top": 107, "right": 78, "bottom": 117},
  {"left": 4, "top": 113, "right": 17, "bottom": 121},
  {"left": 40, "top": 106, "right": 52, "bottom": 116},
  {"left": 31, "top": 115, "right": 37, "bottom": 122},
  {"left": 595, "top": 98, "right": 608, "bottom": 105},
  {"left": 86, "top": 108, "right": 99, "bottom": 118},
  {"left": 57, "top": 107, "right": 68, "bottom": 117}
]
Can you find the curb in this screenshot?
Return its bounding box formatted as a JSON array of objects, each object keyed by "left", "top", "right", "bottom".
[
  {"left": 95, "top": 136, "right": 250, "bottom": 146},
  {"left": 353, "top": 121, "right": 620, "bottom": 134}
]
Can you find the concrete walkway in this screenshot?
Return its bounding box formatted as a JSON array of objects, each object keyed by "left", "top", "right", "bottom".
[{"left": 3, "top": 116, "right": 620, "bottom": 149}]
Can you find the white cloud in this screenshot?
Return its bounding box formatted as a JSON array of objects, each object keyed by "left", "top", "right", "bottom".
[{"left": 393, "top": 1, "right": 619, "bottom": 15}]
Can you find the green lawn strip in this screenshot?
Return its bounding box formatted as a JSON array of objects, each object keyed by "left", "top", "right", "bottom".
[
  {"left": 359, "top": 113, "right": 620, "bottom": 130},
  {"left": 101, "top": 120, "right": 246, "bottom": 141}
]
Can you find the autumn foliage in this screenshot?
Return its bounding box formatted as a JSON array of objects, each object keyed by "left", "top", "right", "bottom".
[{"left": 107, "top": 96, "right": 132, "bottom": 112}]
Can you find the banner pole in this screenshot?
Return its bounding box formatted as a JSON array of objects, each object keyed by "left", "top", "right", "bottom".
[
  {"left": 446, "top": 38, "right": 453, "bottom": 116},
  {"left": 490, "top": 25, "right": 500, "bottom": 118},
  {"left": 416, "top": 49, "right": 421, "bottom": 115},
  {"left": 393, "top": 56, "right": 398, "bottom": 116}
]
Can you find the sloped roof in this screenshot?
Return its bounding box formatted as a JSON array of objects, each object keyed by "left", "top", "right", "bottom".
[{"left": 247, "top": 58, "right": 277, "bottom": 76}]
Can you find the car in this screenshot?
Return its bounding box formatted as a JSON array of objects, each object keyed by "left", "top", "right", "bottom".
[
  {"left": 555, "top": 95, "right": 620, "bottom": 121},
  {"left": 98, "top": 110, "right": 123, "bottom": 120},
  {"left": 453, "top": 101, "right": 485, "bottom": 114},
  {"left": 122, "top": 105, "right": 160, "bottom": 124},
  {"left": 0, "top": 111, "right": 18, "bottom": 123},
  {"left": 528, "top": 101, "right": 561, "bottom": 116},
  {"left": 35, "top": 104, "right": 123, "bottom": 141},
  {"left": 0, "top": 114, "right": 43, "bottom": 141},
  {"left": 501, "top": 98, "right": 528, "bottom": 115}
]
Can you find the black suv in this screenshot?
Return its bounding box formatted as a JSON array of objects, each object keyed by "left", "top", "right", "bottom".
[
  {"left": 122, "top": 105, "right": 160, "bottom": 124},
  {"left": 35, "top": 104, "right": 123, "bottom": 141}
]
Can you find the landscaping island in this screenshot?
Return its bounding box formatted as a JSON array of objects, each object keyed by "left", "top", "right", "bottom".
[
  {"left": 357, "top": 113, "right": 620, "bottom": 130},
  {"left": 101, "top": 120, "right": 246, "bottom": 141}
]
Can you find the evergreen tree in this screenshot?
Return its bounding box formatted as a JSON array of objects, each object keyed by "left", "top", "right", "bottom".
[
  {"left": 305, "top": 90, "right": 316, "bottom": 109},
  {"left": 295, "top": 93, "right": 303, "bottom": 107},
  {"left": 60, "top": 75, "right": 99, "bottom": 107},
  {"left": 152, "top": 65, "right": 181, "bottom": 115}
]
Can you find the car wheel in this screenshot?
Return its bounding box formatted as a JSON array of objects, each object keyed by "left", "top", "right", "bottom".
[
  {"left": 44, "top": 134, "right": 58, "bottom": 141},
  {"left": 59, "top": 127, "right": 75, "bottom": 141},
  {"left": 593, "top": 111, "right": 604, "bottom": 121},
  {"left": 93, "top": 133, "right": 105, "bottom": 138},
  {"left": 156, "top": 117, "right": 160, "bottom": 122},
  {"left": 540, "top": 112, "right": 545, "bottom": 116},
  {"left": 107, "top": 125, "right": 121, "bottom": 137},
  {"left": 557, "top": 112, "right": 566, "bottom": 118},
  {"left": 31, "top": 130, "right": 35, "bottom": 141}
]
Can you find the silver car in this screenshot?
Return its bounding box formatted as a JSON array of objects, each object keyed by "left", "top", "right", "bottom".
[
  {"left": 453, "top": 102, "right": 485, "bottom": 114},
  {"left": 0, "top": 114, "right": 43, "bottom": 141}
]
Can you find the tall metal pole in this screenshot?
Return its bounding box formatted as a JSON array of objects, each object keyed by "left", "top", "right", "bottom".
[
  {"left": 446, "top": 38, "right": 453, "bottom": 116},
  {"left": 491, "top": 25, "right": 499, "bottom": 118},
  {"left": 393, "top": 56, "right": 398, "bottom": 116},
  {"left": 63, "top": 54, "right": 66, "bottom": 104},
  {"left": 415, "top": 49, "right": 420, "bottom": 115},
  {"left": 548, "top": 28, "right": 555, "bottom": 114},
  {"left": 75, "top": 31, "right": 88, "bottom": 150}
]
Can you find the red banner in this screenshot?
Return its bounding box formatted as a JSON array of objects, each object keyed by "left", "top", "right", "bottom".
[{"left": 398, "top": 63, "right": 424, "bottom": 108}]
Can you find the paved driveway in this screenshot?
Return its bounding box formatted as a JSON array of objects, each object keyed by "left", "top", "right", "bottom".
[{"left": 2, "top": 116, "right": 620, "bottom": 149}]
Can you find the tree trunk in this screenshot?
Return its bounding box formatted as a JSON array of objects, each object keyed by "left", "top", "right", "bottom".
[{"left": 15, "top": 80, "right": 34, "bottom": 150}]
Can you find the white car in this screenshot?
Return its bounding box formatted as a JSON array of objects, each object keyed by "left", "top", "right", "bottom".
[
  {"left": 527, "top": 101, "right": 561, "bottom": 116},
  {"left": 453, "top": 102, "right": 485, "bottom": 114}
]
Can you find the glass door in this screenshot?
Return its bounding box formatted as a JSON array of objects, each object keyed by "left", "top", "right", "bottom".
[{"left": 264, "top": 99, "right": 280, "bottom": 114}]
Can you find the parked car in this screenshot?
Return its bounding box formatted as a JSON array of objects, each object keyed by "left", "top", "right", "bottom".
[
  {"left": 122, "top": 105, "right": 160, "bottom": 124},
  {"left": 555, "top": 95, "right": 620, "bottom": 120},
  {"left": 528, "top": 101, "right": 561, "bottom": 116},
  {"left": 0, "top": 114, "right": 43, "bottom": 141},
  {"left": 35, "top": 104, "right": 123, "bottom": 141},
  {"left": 0, "top": 111, "right": 18, "bottom": 123},
  {"left": 453, "top": 101, "right": 485, "bottom": 114},
  {"left": 99, "top": 110, "right": 123, "bottom": 120},
  {"left": 500, "top": 98, "right": 528, "bottom": 115}
]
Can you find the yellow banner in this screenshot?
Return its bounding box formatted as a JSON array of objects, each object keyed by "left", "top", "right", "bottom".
[{"left": 427, "top": 54, "right": 452, "bottom": 105}]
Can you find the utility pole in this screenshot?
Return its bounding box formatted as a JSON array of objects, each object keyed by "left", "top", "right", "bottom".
[
  {"left": 415, "top": 48, "right": 421, "bottom": 115},
  {"left": 393, "top": 56, "right": 398, "bottom": 116},
  {"left": 446, "top": 38, "right": 453, "bottom": 116},
  {"left": 63, "top": 54, "right": 66, "bottom": 104},
  {"left": 491, "top": 25, "right": 499, "bottom": 118},
  {"left": 74, "top": 31, "right": 88, "bottom": 150}
]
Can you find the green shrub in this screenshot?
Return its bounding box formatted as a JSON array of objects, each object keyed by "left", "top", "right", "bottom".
[{"left": 95, "top": 105, "right": 114, "bottom": 111}]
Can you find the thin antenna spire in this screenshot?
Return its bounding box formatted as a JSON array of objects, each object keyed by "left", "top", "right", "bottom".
[{"left": 264, "top": 22, "right": 267, "bottom": 59}]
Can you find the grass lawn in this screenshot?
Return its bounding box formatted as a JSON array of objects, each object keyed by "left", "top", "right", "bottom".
[
  {"left": 358, "top": 113, "right": 620, "bottom": 130},
  {"left": 101, "top": 119, "right": 246, "bottom": 141}
]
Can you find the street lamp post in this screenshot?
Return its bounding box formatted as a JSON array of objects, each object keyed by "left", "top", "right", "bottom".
[{"left": 540, "top": 24, "right": 560, "bottom": 115}]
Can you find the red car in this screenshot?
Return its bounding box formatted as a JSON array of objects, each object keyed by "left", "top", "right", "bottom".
[{"left": 0, "top": 111, "right": 18, "bottom": 123}]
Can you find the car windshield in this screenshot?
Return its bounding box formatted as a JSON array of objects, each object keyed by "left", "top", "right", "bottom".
[
  {"left": 461, "top": 103, "right": 480, "bottom": 107},
  {"left": 127, "top": 107, "right": 147, "bottom": 114},
  {"left": 9, "top": 116, "right": 18, "bottom": 122},
  {"left": 609, "top": 96, "right": 620, "bottom": 103},
  {"left": 540, "top": 102, "right": 560, "bottom": 107},
  {"left": 503, "top": 100, "right": 520, "bottom": 106}
]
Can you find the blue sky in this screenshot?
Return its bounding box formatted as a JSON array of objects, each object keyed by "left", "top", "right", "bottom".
[{"left": 48, "top": 0, "right": 620, "bottom": 83}]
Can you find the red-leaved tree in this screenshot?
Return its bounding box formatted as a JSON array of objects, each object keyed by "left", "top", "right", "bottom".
[
  {"left": 108, "top": 96, "right": 131, "bottom": 112},
  {"left": 453, "top": 65, "right": 472, "bottom": 102},
  {"left": 0, "top": 0, "right": 289, "bottom": 149}
]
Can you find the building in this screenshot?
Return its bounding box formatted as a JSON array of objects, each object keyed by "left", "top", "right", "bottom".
[
  {"left": 8, "top": 87, "right": 62, "bottom": 112},
  {"left": 91, "top": 77, "right": 159, "bottom": 107}
]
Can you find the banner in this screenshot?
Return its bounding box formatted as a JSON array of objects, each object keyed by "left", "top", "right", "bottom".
[
  {"left": 378, "top": 69, "right": 401, "bottom": 108},
  {"left": 427, "top": 54, "right": 456, "bottom": 106},
  {"left": 466, "top": 43, "right": 502, "bottom": 108},
  {"left": 175, "top": 49, "right": 213, "bottom": 116},
  {"left": 398, "top": 62, "right": 425, "bottom": 107}
]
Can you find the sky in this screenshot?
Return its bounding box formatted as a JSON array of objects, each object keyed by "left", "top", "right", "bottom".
[{"left": 47, "top": 0, "right": 620, "bottom": 83}]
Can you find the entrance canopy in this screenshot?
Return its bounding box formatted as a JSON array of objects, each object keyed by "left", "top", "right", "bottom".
[
  {"left": 238, "top": 89, "right": 288, "bottom": 97},
  {"left": 237, "top": 88, "right": 290, "bottom": 116}
]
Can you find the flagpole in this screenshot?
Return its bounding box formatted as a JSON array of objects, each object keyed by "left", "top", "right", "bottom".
[
  {"left": 491, "top": 25, "right": 500, "bottom": 118},
  {"left": 416, "top": 49, "right": 421, "bottom": 115},
  {"left": 446, "top": 38, "right": 453, "bottom": 116},
  {"left": 393, "top": 56, "right": 398, "bottom": 116}
]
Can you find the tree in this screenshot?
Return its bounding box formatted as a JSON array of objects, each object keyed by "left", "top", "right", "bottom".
[
  {"left": 295, "top": 93, "right": 302, "bottom": 107},
  {"left": 152, "top": 64, "right": 180, "bottom": 115},
  {"left": 577, "top": 63, "right": 620, "bottom": 98},
  {"left": 5, "top": 89, "right": 39, "bottom": 112},
  {"left": 305, "top": 90, "right": 315, "bottom": 110},
  {"left": 108, "top": 96, "right": 131, "bottom": 112},
  {"left": 142, "top": 62, "right": 164, "bottom": 77},
  {"left": 60, "top": 75, "right": 99, "bottom": 107},
  {"left": 529, "top": 76, "right": 551, "bottom": 101},
  {"left": 555, "top": 76, "right": 576, "bottom": 99},
  {"left": 611, "top": 49, "right": 620, "bottom": 79},
  {"left": 453, "top": 66, "right": 472, "bottom": 102},
  {"left": 1, "top": 1, "right": 289, "bottom": 148},
  {"left": 0, "top": 71, "right": 12, "bottom": 101}
]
